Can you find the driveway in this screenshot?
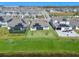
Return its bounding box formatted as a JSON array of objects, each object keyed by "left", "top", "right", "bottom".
[{"left": 56, "top": 30, "right": 79, "bottom": 37}]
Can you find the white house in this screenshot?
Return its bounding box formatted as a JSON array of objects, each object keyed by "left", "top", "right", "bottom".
[{"left": 52, "top": 20, "right": 72, "bottom": 32}]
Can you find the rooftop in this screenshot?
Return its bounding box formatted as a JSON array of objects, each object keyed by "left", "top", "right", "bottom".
[{"left": 30, "top": 19, "right": 49, "bottom": 28}]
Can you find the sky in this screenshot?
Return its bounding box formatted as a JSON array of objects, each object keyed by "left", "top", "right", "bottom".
[{"left": 0, "top": 2, "right": 79, "bottom": 6}]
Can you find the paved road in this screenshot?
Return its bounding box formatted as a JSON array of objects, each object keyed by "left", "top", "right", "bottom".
[{"left": 56, "top": 30, "right": 79, "bottom": 37}]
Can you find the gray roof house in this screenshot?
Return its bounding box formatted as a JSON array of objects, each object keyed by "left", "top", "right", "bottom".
[
  {"left": 69, "top": 19, "right": 79, "bottom": 30},
  {"left": 30, "top": 19, "right": 49, "bottom": 31},
  {"left": 7, "top": 16, "right": 30, "bottom": 33},
  {"left": 7, "top": 16, "right": 29, "bottom": 28}
]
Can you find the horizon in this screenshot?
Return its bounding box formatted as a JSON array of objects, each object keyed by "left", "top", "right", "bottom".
[{"left": 0, "top": 2, "right": 79, "bottom": 6}]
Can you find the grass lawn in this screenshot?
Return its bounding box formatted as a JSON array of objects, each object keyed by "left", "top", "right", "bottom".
[
  {"left": 0, "top": 27, "right": 79, "bottom": 56},
  {"left": 0, "top": 37, "right": 79, "bottom": 54}
]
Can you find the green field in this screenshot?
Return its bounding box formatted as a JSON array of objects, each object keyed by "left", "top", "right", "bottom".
[
  {"left": 0, "top": 38, "right": 79, "bottom": 53},
  {"left": 0, "top": 27, "right": 79, "bottom": 56}
]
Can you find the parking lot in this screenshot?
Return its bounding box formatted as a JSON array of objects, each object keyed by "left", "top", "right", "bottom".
[{"left": 56, "top": 30, "right": 79, "bottom": 37}]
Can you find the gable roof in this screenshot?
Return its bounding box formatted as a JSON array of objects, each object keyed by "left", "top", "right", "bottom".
[
  {"left": 31, "top": 19, "right": 49, "bottom": 28},
  {"left": 8, "top": 16, "right": 29, "bottom": 27}
]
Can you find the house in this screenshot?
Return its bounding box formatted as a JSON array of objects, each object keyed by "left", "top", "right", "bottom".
[
  {"left": 31, "top": 23, "right": 43, "bottom": 30},
  {"left": 7, "top": 16, "right": 29, "bottom": 28},
  {"left": 7, "top": 16, "right": 30, "bottom": 33},
  {"left": 9, "top": 23, "right": 26, "bottom": 33},
  {"left": 54, "top": 23, "right": 72, "bottom": 32},
  {"left": 69, "top": 19, "right": 79, "bottom": 30},
  {"left": 30, "top": 19, "right": 49, "bottom": 31},
  {"left": 50, "top": 17, "right": 72, "bottom": 32}
]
